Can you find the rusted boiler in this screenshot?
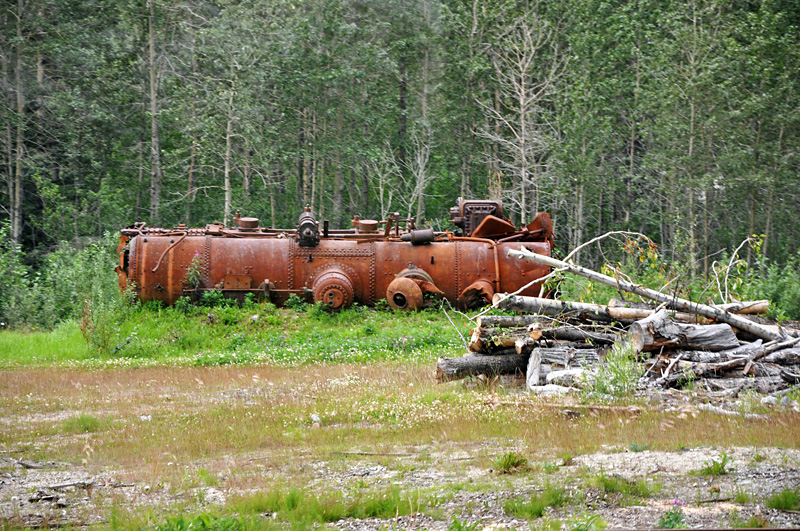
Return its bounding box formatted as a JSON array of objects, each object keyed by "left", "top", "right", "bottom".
[{"left": 116, "top": 198, "right": 554, "bottom": 310}]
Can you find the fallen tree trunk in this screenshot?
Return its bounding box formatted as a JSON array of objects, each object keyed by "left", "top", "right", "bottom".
[
  {"left": 714, "top": 300, "right": 770, "bottom": 315},
  {"left": 472, "top": 326, "right": 615, "bottom": 354},
  {"left": 535, "top": 347, "right": 601, "bottom": 367},
  {"left": 492, "top": 295, "right": 622, "bottom": 323},
  {"left": 704, "top": 376, "right": 786, "bottom": 394},
  {"left": 515, "top": 337, "right": 606, "bottom": 355},
  {"left": 476, "top": 315, "right": 547, "bottom": 328},
  {"left": 671, "top": 340, "right": 764, "bottom": 363},
  {"left": 436, "top": 352, "right": 530, "bottom": 381},
  {"left": 469, "top": 328, "right": 524, "bottom": 352},
  {"left": 506, "top": 249, "right": 786, "bottom": 342},
  {"left": 762, "top": 348, "right": 800, "bottom": 365},
  {"left": 493, "top": 293, "right": 721, "bottom": 326},
  {"left": 609, "top": 298, "right": 769, "bottom": 316},
  {"left": 627, "top": 310, "right": 740, "bottom": 352},
  {"left": 608, "top": 298, "right": 708, "bottom": 323},
  {"left": 537, "top": 327, "right": 616, "bottom": 344}
]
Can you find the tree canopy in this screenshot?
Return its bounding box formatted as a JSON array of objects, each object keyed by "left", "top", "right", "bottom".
[{"left": 2, "top": 0, "right": 799, "bottom": 272}]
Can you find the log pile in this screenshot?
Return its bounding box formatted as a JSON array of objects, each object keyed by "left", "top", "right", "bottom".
[{"left": 436, "top": 249, "right": 800, "bottom": 396}]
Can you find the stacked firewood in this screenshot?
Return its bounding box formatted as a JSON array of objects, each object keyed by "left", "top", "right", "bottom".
[
  {"left": 436, "top": 295, "right": 800, "bottom": 394},
  {"left": 436, "top": 308, "right": 616, "bottom": 387},
  {"left": 630, "top": 308, "right": 800, "bottom": 394}
]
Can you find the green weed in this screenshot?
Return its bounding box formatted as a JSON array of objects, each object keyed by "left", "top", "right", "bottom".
[
  {"left": 62, "top": 414, "right": 106, "bottom": 434},
  {"left": 733, "top": 488, "right": 752, "bottom": 504},
  {"left": 629, "top": 443, "right": 649, "bottom": 453},
  {"left": 586, "top": 341, "right": 640, "bottom": 397},
  {"left": 493, "top": 451, "right": 529, "bottom": 474},
  {"left": 765, "top": 488, "right": 800, "bottom": 511},
  {"left": 589, "top": 472, "right": 655, "bottom": 503},
  {"left": 697, "top": 452, "right": 734, "bottom": 476},
  {"left": 228, "top": 486, "right": 422, "bottom": 525},
  {"left": 153, "top": 514, "right": 247, "bottom": 531},
  {"left": 196, "top": 468, "right": 219, "bottom": 487},
  {"left": 656, "top": 502, "right": 685, "bottom": 529},
  {"left": 569, "top": 514, "right": 606, "bottom": 531},
  {"left": 728, "top": 509, "right": 771, "bottom": 529},
  {"left": 504, "top": 485, "right": 568, "bottom": 520},
  {"left": 447, "top": 515, "right": 484, "bottom": 531}
]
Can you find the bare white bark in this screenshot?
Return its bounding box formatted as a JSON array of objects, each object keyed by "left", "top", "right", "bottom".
[
  {"left": 508, "top": 248, "right": 787, "bottom": 342},
  {"left": 477, "top": 3, "right": 566, "bottom": 224}
]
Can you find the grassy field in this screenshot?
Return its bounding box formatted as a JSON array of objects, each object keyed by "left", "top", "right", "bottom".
[
  {"left": 0, "top": 302, "right": 468, "bottom": 368},
  {"left": 2, "top": 303, "right": 800, "bottom": 530}
]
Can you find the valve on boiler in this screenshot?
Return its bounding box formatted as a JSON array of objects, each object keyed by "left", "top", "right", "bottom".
[{"left": 297, "top": 205, "right": 320, "bottom": 247}]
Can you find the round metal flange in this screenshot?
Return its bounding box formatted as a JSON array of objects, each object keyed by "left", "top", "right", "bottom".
[
  {"left": 386, "top": 277, "right": 423, "bottom": 311},
  {"left": 312, "top": 269, "right": 354, "bottom": 310},
  {"left": 238, "top": 217, "right": 259, "bottom": 230},
  {"left": 396, "top": 267, "right": 434, "bottom": 284}
]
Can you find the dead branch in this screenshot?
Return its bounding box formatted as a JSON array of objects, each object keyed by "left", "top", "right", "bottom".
[{"left": 507, "top": 248, "right": 787, "bottom": 342}]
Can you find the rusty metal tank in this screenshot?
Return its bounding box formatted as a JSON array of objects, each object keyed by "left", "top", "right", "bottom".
[{"left": 116, "top": 198, "right": 554, "bottom": 310}]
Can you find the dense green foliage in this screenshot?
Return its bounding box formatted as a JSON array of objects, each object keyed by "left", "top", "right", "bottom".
[{"left": 1, "top": 0, "right": 798, "bottom": 271}]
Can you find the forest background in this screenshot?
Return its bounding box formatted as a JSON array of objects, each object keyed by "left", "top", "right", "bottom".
[{"left": 1, "top": 0, "right": 800, "bottom": 329}]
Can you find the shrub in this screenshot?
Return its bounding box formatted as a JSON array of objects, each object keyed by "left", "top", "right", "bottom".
[
  {"left": 284, "top": 293, "right": 308, "bottom": 312},
  {"left": 0, "top": 226, "right": 128, "bottom": 337}
]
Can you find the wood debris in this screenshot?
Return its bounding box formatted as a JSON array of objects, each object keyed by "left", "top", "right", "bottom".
[{"left": 436, "top": 252, "right": 800, "bottom": 398}]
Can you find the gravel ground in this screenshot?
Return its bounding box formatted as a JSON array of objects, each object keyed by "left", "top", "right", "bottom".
[{"left": 3, "top": 444, "right": 800, "bottom": 529}]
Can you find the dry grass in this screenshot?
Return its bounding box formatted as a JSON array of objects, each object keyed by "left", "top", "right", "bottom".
[
  {"left": 2, "top": 363, "right": 800, "bottom": 531},
  {"left": 2, "top": 364, "right": 799, "bottom": 478}
]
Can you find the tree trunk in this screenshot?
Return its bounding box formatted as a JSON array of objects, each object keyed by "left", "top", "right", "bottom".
[
  {"left": 763, "top": 349, "right": 800, "bottom": 366},
  {"left": 469, "top": 325, "right": 615, "bottom": 354},
  {"left": 476, "top": 315, "right": 546, "bottom": 328},
  {"left": 223, "top": 78, "right": 234, "bottom": 226},
  {"left": 436, "top": 352, "right": 529, "bottom": 382},
  {"left": 147, "top": 0, "right": 163, "bottom": 225},
  {"left": 397, "top": 59, "right": 407, "bottom": 168},
  {"left": 332, "top": 154, "right": 343, "bottom": 226},
  {"left": 302, "top": 107, "right": 312, "bottom": 206},
  {"left": 507, "top": 249, "right": 787, "bottom": 342},
  {"left": 530, "top": 347, "right": 601, "bottom": 367},
  {"left": 492, "top": 294, "right": 620, "bottom": 323},
  {"left": 12, "top": 0, "right": 24, "bottom": 243},
  {"left": 609, "top": 298, "right": 768, "bottom": 316},
  {"left": 627, "top": 310, "right": 740, "bottom": 353}
]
